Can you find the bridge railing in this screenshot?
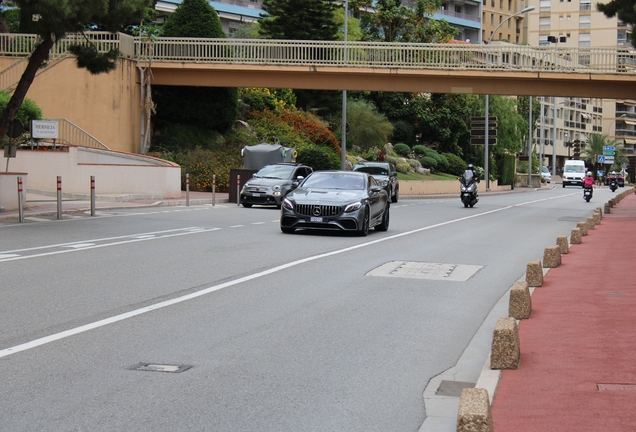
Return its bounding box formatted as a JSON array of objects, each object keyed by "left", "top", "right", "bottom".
[{"left": 1, "top": 32, "right": 636, "bottom": 75}]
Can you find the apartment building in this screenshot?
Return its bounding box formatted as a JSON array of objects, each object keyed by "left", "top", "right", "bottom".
[
  {"left": 525, "top": 0, "right": 634, "bottom": 177},
  {"left": 481, "top": 0, "right": 531, "bottom": 43}
]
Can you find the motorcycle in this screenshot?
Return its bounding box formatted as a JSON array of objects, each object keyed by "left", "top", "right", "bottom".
[
  {"left": 583, "top": 186, "right": 593, "bottom": 202},
  {"left": 609, "top": 178, "right": 618, "bottom": 192},
  {"left": 459, "top": 170, "right": 479, "bottom": 208}
]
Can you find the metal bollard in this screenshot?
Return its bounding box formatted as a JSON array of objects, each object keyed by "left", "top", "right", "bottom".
[
  {"left": 17, "top": 176, "right": 24, "bottom": 223},
  {"left": 90, "top": 175, "right": 95, "bottom": 216},
  {"left": 56, "top": 176, "right": 62, "bottom": 220},
  {"left": 186, "top": 173, "right": 190, "bottom": 207},
  {"left": 237, "top": 175, "right": 241, "bottom": 206},
  {"left": 212, "top": 174, "right": 216, "bottom": 206}
]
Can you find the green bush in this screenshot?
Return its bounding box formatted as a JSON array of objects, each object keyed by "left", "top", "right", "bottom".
[
  {"left": 391, "top": 120, "right": 414, "bottom": 146},
  {"left": 165, "top": 146, "right": 243, "bottom": 192},
  {"left": 393, "top": 143, "right": 411, "bottom": 157},
  {"left": 395, "top": 161, "right": 411, "bottom": 174},
  {"left": 442, "top": 152, "right": 466, "bottom": 176},
  {"left": 499, "top": 153, "right": 516, "bottom": 185},
  {"left": 411, "top": 145, "right": 427, "bottom": 157},
  {"left": 419, "top": 156, "right": 438, "bottom": 170},
  {"left": 297, "top": 146, "right": 339, "bottom": 170},
  {"left": 436, "top": 154, "right": 449, "bottom": 173}
]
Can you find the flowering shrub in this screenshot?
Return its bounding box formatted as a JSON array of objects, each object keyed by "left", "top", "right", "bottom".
[{"left": 163, "top": 146, "right": 243, "bottom": 192}]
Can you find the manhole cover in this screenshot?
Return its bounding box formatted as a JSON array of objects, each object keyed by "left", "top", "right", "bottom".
[
  {"left": 366, "top": 261, "right": 483, "bottom": 282},
  {"left": 598, "top": 384, "right": 636, "bottom": 392},
  {"left": 129, "top": 363, "right": 193, "bottom": 373},
  {"left": 436, "top": 380, "right": 476, "bottom": 396}
]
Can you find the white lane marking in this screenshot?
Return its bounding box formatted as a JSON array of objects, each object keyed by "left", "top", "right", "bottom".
[
  {"left": 0, "top": 253, "right": 20, "bottom": 259},
  {"left": 0, "top": 194, "right": 569, "bottom": 359},
  {"left": 0, "top": 227, "right": 220, "bottom": 263},
  {"left": 252, "top": 222, "right": 266, "bottom": 225},
  {"left": 230, "top": 225, "right": 244, "bottom": 228},
  {"left": 64, "top": 243, "right": 96, "bottom": 249}
]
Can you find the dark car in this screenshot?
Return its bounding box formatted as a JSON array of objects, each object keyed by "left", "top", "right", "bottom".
[
  {"left": 240, "top": 163, "right": 313, "bottom": 208},
  {"left": 352, "top": 161, "right": 399, "bottom": 203},
  {"left": 280, "top": 170, "right": 389, "bottom": 236}
]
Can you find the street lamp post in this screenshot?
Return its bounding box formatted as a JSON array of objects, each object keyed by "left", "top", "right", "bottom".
[
  {"left": 484, "top": 6, "right": 535, "bottom": 190},
  {"left": 341, "top": 0, "right": 349, "bottom": 170}
]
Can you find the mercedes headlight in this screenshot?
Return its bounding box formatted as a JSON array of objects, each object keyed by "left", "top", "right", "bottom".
[
  {"left": 282, "top": 198, "right": 294, "bottom": 210},
  {"left": 344, "top": 202, "right": 362, "bottom": 213}
]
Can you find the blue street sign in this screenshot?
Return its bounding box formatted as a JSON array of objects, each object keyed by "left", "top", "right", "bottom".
[
  {"left": 603, "top": 146, "right": 615, "bottom": 151},
  {"left": 597, "top": 155, "right": 605, "bottom": 163}
]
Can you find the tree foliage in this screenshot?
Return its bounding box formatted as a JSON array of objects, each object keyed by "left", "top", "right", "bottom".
[
  {"left": 582, "top": 133, "right": 625, "bottom": 170},
  {"left": 153, "top": 0, "right": 238, "bottom": 133},
  {"left": 259, "top": 0, "right": 340, "bottom": 40},
  {"left": 0, "top": 0, "right": 151, "bottom": 139},
  {"left": 597, "top": 0, "right": 636, "bottom": 47},
  {"left": 336, "top": 99, "right": 394, "bottom": 152},
  {"left": 356, "top": 0, "right": 456, "bottom": 42}
]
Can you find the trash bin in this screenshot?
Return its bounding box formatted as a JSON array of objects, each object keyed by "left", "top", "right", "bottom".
[{"left": 229, "top": 168, "right": 258, "bottom": 204}]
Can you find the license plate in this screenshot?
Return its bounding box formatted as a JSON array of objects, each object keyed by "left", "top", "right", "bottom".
[
  {"left": 252, "top": 193, "right": 260, "bottom": 197},
  {"left": 310, "top": 216, "right": 323, "bottom": 222}
]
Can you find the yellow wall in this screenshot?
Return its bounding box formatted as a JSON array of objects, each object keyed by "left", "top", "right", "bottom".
[{"left": 2, "top": 56, "right": 141, "bottom": 154}]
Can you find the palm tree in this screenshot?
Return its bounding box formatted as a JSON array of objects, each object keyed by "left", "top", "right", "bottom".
[{"left": 581, "top": 133, "right": 624, "bottom": 172}]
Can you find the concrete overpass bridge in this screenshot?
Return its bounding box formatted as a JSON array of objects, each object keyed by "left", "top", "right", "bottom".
[{"left": 3, "top": 32, "right": 635, "bottom": 98}]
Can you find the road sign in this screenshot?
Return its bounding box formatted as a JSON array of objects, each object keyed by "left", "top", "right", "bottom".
[
  {"left": 603, "top": 151, "right": 615, "bottom": 156},
  {"left": 470, "top": 116, "right": 497, "bottom": 122},
  {"left": 470, "top": 129, "right": 497, "bottom": 136},
  {"left": 597, "top": 155, "right": 605, "bottom": 163},
  {"left": 604, "top": 156, "right": 615, "bottom": 164},
  {"left": 603, "top": 146, "right": 615, "bottom": 151},
  {"left": 471, "top": 138, "right": 497, "bottom": 145}
]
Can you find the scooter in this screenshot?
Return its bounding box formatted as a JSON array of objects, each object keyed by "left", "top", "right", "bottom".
[
  {"left": 609, "top": 178, "right": 618, "bottom": 192},
  {"left": 583, "top": 186, "right": 593, "bottom": 202},
  {"left": 459, "top": 170, "right": 479, "bottom": 208}
]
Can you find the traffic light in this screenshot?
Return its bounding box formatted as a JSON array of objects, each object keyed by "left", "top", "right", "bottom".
[{"left": 572, "top": 140, "right": 581, "bottom": 160}]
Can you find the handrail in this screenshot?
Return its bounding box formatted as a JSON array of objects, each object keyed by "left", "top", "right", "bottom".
[
  {"left": 47, "top": 118, "right": 109, "bottom": 150},
  {"left": 0, "top": 57, "right": 27, "bottom": 91},
  {"left": 1, "top": 32, "right": 636, "bottom": 75}
]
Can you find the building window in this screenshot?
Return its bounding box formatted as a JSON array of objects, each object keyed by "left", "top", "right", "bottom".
[
  {"left": 579, "top": 0, "right": 591, "bottom": 11},
  {"left": 539, "top": 16, "right": 551, "bottom": 31},
  {"left": 455, "top": 5, "right": 462, "bottom": 13},
  {"left": 579, "top": 33, "right": 591, "bottom": 47},
  {"left": 618, "top": 29, "right": 629, "bottom": 45},
  {"left": 500, "top": 0, "right": 503, "bottom": 8},
  {"left": 579, "top": 15, "right": 591, "bottom": 29},
  {"left": 540, "top": 0, "right": 551, "bottom": 12},
  {"left": 491, "top": 14, "right": 495, "bottom": 25},
  {"left": 508, "top": 0, "right": 512, "bottom": 10}
]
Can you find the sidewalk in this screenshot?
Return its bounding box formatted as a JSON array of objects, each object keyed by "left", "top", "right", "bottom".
[
  {"left": 491, "top": 192, "right": 636, "bottom": 431},
  {"left": 0, "top": 190, "right": 231, "bottom": 220}
]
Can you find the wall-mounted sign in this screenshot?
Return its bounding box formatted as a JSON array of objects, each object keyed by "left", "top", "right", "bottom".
[{"left": 32, "top": 120, "right": 59, "bottom": 139}]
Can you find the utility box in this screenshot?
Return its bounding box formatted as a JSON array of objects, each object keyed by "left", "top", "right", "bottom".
[
  {"left": 229, "top": 168, "right": 258, "bottom": 204},
  {"left": 242, "top": 143, "right": 296, "bottom": 170}
]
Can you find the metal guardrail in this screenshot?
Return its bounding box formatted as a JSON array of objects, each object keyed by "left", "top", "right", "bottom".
[{"left": 1, "top": 32, "right": 636, "bottom": 75}]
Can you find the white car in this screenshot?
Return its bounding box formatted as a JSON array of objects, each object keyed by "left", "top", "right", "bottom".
[{"left": 540, "top": 166, "right": 552, "bottom": 183}]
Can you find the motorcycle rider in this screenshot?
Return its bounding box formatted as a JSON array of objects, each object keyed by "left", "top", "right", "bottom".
[
  {"left": 583, "top": 171, "right": 594, "bottom": 196},
  {"left": 467, "top": 163, "right": 480, "bottom": 195}
]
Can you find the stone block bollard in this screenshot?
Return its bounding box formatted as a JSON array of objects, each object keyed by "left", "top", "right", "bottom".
[
  {"left": 596, "top": 207, "right": 603, "bottom": 219},
  {"left": 593, "top": 211, "right": 601, "bottom": 225},
  {"left": 543, "top": 245, "right": 562, "bottom": 268},
  {"left": 556, "top": 235, "right": 569, "bottom": 254},
  {"left": 491, "top": 317, "right": 520, "bottom": 370},
  {"left": 577, "top": 221, "right": 588, "bottom": 236},
  {"left": 604, "top": 203, "right": 611, "bottom": 214},
  {"left": 571, "top": 227, "right": 582, "bottom": 245},
  {"left": 509, "top": 281, "right": 531, "bottom": 319},
  {"left": 525, "top": 259, "right": 543, "bottom": 287},
  {"left": 587, "top": 217, "right": 596, "bottom": 230},
  {"left": 457, "top": 388, "right": 494, "bottom": 432}
]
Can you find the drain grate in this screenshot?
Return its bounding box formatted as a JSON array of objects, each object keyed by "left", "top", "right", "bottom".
[
  {"left": 366, "top": 261, "right": 482, "bottom": 282},
  {"left": 129, "top": 363, "right": 193, "bottom": 373},
  {"left": 598, "top": 384, "right": 636, "bottom": 392},
  {"left": 436, "top": 380, "right": 476, "bottom": 397}
]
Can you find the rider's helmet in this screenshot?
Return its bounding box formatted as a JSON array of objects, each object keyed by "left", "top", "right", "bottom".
[
  {"left": 467, "top": 164, "right": 474, "bottom": 170},
  {"left": 587, "top": 171, "right": 592, "bottom": 176}
]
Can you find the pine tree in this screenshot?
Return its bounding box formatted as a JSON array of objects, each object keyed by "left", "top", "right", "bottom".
[
  {"left": 0, "top": 0, "right": 151, "bottom": 140},
  {"left": 259, "top": 0, "right": 340, "bottom": 41},
  {"left": 153, "top": 0, "right": 238, "bottom": 133}
]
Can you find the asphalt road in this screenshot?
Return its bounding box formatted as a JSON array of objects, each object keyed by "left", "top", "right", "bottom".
[{"left": 0, "top": 186, "right": 605, "bottom": 431}]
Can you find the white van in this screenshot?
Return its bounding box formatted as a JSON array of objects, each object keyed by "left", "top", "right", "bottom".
[{"left": 562, "top": 160, "right": 586, "bottom": 187}]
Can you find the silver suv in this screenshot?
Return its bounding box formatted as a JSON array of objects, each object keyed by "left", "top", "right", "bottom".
[{"left": 352, "top": 161, "right": 399, "bottom": 203}]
